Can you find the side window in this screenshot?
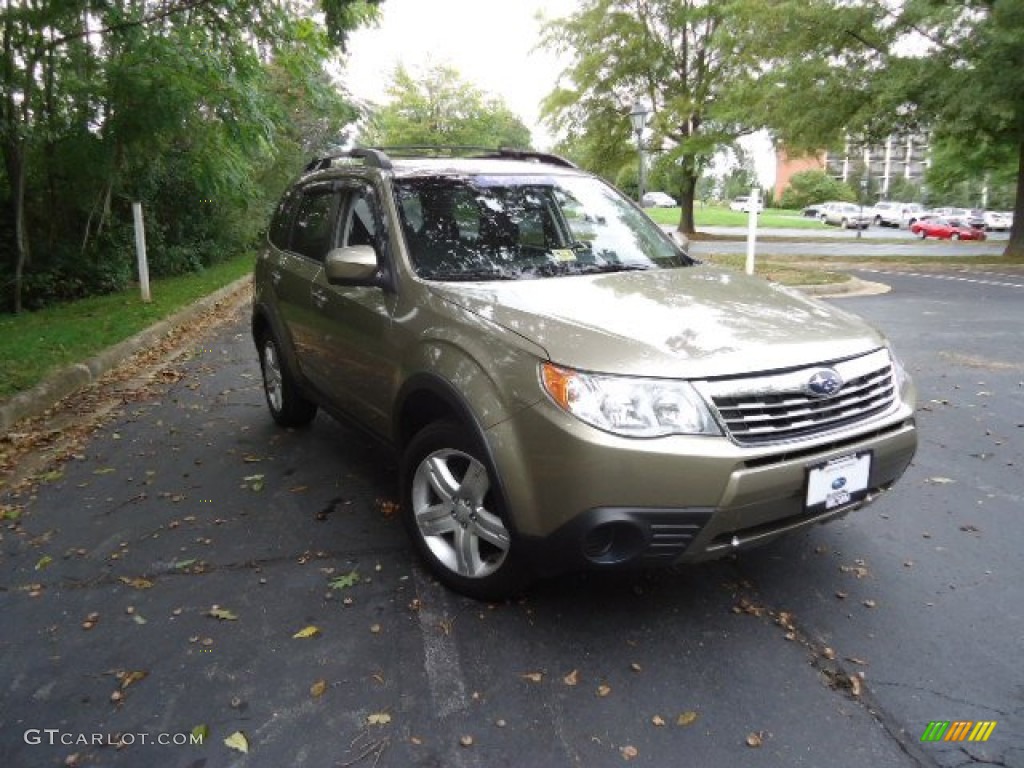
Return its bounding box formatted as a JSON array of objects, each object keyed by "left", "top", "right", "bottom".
[
  {"left": 268, "top": 188, "right": 299, "bottom": 249},
  {"left": 290, "top": 188, "right": 338, "bottom": 261},
  {"left": 342, "top": 190, "right": 378, "bottom": 248}
]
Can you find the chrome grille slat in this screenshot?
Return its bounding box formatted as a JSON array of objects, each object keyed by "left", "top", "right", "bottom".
[{"left": 699, "top": 349, "right": 898, "bottom": 445}]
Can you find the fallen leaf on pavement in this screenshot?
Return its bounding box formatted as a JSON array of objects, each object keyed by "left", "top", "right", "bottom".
[
  {"left": 328, "top": 570, "right": 360, "bottom": 590},
  {"left": 563, "top": 669, "right": 579, "bottom": 686},
  {"left": 746, "top": 731, "right": 766, "bottom": 747},
  {"left": 521, "top": 672, "right": 543, "bottom": 683},
  {"left": 621, "top": 745, "right": 638, "bottom": 760},
  {"left": 119, "top": 576, "right": 154, "bottom": 589},
  {"left": 597, "top": 684, "right": 612, "bottom": 697},
  {"left": 224, "top": 731, "right": 249, "bottom": 754},
  {"left": 367, "top": 712, "right": 391, "bottom": 726},
  {"left": 677, "top": 711, "right": 699, "bottom": 726},
  {"left": 292, "top": 625, "right": 321, "bottom": 639},
  {"left": 310, "top": 679, "right": 326, "bottom": 698},
  {"left": 651, "top": 715, "right": 666, "bottom": 727},
  {"left": 207, "top": 606, "right": 238, "bottom": 621},
  {"left": 191, "top": 725, "right": 208, "bottom": 744},
  {"left": 118, "top": 670, "right": 147, "bottom": 689}
]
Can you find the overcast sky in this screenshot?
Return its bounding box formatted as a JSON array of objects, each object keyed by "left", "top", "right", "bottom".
[
  {"left": 342, "top": 0, "right": 581, "bottom": 149},
  {"left": 341, "top": 0, "right": 775, "bottom": 186}
]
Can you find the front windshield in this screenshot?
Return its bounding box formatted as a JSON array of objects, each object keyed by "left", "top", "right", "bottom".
[{"left": 393, "top": 173, "right": 693, "bottom": 281}]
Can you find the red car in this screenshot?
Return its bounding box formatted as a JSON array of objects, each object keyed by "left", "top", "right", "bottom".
[{"left": 910, "top": 217, "right": 987, "bottom": 241}]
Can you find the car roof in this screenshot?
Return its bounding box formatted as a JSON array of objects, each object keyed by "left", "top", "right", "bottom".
[{"left": 299, "top": 148, "right": 583, "bottom": 182}]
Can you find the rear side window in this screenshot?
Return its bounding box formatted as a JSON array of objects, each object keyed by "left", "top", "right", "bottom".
[
  {"left": 290, "top": 189, "right": 338, "bottom": 261},
  {"left": 268, "top": 188, "right": 300, "bottom": 249}
]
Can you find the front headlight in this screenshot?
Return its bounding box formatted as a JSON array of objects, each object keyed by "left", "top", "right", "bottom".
[
  {"left": 541, "top": 362, "right": 722, "bottom": 438},
  {"left": 886, "top": 343, "right": 913, "bottom": 402}
]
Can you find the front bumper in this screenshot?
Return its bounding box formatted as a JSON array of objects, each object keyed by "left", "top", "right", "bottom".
[{"left": 488, "top": 400, "right": 917, "bottom": 575}]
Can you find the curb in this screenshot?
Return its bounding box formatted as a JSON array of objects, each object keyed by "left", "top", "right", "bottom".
[
  {"left": 796, "top": 276, "right": 891, "bottom": 298},
  {"left": 0, "top": 276, "right": 251, "bottom": 435}
]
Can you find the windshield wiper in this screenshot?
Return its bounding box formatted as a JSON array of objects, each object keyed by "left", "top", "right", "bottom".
[{"left": 424, "top": 268, "right": 519, "bottom": 282}]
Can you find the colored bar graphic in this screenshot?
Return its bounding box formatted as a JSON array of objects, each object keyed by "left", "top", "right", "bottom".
[
  {"left": 944, "top": 721, "right": 972, "bottom": 741},
  {"left": 921, "top": 720, "right": 996, "bottom": 742},
  {"left": 969, "top": 722, "right": 997, "bottom": 742}
]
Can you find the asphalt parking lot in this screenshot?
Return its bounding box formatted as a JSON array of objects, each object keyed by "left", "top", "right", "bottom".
[{"left": 1, "top": 255, "right": 1022, "bottom": 768}]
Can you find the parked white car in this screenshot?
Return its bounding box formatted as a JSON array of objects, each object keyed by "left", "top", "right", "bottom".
[
  {"left": 872, "top": 201, "right": 924, "bottom": 228},
  {"left": 641, "top": 191, "right": 678, "bottom": 208},
  {"left": 983, "top": 211, "right": 1012, "bottom": 231}
]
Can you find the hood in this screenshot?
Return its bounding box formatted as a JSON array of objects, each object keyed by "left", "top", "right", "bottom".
[{"left": 427, "top": 266, "right": 884, "bottom": 379}]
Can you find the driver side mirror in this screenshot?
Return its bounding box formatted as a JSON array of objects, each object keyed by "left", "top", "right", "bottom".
[{"left": 325, "top": 245, "right": 380, "bottom": 285}]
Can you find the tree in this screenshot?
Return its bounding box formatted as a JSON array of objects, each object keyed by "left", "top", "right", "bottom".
[
  {"left": 896, "top": 0, "right": 1024, "bottom": 255},
  {"left": 779, "top": 170, "right": 857, "bottom": 210},
  {"left": 742, "top": 1, "right": 1022, "bottom": 256},
  {"left": 363, "top": 64, "right": 532, "bottom": 150},
  {"left": 540, "top": 0, "right": 805, "bottom": 235},
  {"left": 1, "top": 0, "right": 379, "bottom": 313}
]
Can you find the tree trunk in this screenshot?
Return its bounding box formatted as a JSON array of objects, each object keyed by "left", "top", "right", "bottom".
[
  {"left": 1004, "top": 138, "right": 1024, "bottom": 259},
  {"left": 675, "top": 168, "right": 698, "bottom": 235},
  {"left": 3, "top": 141, "right": 29, "bottom": 314}
]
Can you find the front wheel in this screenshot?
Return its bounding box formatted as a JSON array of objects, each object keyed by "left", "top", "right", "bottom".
[{"left": 401, "top": 421, "right": 527, "bottom": 600}]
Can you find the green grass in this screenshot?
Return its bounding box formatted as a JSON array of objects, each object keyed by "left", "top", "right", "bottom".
[
  {"left": 698, "top": 254, "right": 848, "bottom": 286},
  {"left": 645, "top": 205, "right": 827, "bottom": 230},
  {"left": 0, "top": 255, "right": 253, "bottom": 400}
]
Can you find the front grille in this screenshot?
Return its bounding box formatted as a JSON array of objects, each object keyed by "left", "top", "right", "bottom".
[{"left": 701, "top": 349, "right": 898, "bottom": 446}]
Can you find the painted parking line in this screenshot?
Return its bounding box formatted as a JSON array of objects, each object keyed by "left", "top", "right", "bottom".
[{"left": 859, "top": 269, "right": 1024, "bottom": 290}]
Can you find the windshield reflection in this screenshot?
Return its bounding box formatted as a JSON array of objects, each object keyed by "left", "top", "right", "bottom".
[{"left": 393, "top": 174, "right": 693, "bottom": 281}]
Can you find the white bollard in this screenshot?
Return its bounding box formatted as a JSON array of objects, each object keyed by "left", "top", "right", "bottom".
[
  {"left": 132, "top": 202, "right": 151, "bottom": 303},
  {"left": 745, "top": 187, "right": 760, "bottom": 276}
]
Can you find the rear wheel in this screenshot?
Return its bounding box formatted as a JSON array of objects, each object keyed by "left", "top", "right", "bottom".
[
  {"left": 258, "top": 332, "right": 317, "bottom": 428},
  {"left": 402, "top": 421, "right": 527, "bottom": 600}
]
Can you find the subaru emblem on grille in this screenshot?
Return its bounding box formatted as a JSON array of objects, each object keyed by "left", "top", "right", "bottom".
[{"left": 806, "top": 369, "right": 843, "bottom": 397}]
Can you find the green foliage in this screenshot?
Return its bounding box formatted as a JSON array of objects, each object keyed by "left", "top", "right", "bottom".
[
  {"left": 885, "top": 177, "right": 924, "bottom": 205},
  {"left": 363, "top": 64, "right": 532, "bottom": 149},
  {"left": 539, "top": 0, "right": 780, "bottom": 233},
  {"left": 779, "top": 170, "right": 857, "bottom": 210},
  {"left": 1, "top": 1, "right": 373, "bottom": 313}
]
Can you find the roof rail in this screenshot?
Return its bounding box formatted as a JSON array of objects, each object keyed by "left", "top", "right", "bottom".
[
  {"left": 303, "top": 147, "right": 393, "bottom": 173},
  {"left": 302, "top": 146, "right": 578, "bottom": 172},
  {"left": 371, "top": 145, "right": 493, "bottom": 159},
  {"left": 483, "top": 148, "right": 578, "bottom": 168}
]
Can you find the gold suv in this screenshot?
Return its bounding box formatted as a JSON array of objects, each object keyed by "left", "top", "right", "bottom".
[{"left": 252, "top": 148, "right": 918, "bottom": 599}]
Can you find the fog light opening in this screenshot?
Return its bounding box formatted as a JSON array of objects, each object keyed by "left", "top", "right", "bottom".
[{"left": 582, "top": 521, "right": 646, "bottom": 565}]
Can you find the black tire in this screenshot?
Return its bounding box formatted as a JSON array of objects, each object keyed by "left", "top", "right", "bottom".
[
  {"left": 952, "top": 232, "right": 961, "bottom": 241},
  {"left": 919, "top": 230, "right": 927, "bottom": 239},
  {"left": 258, "top": 332, "right": 317, "bottom": 428},
  {"left": 841, "top": 219, "right": 849, "bottom": 229},
  {"left": 401, "top": 420, "right": 528, "bottom": 600}
]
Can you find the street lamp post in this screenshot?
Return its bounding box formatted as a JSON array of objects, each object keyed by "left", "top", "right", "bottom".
[{"left": 629, "top": 102, "right": 650, "bottom": 205}]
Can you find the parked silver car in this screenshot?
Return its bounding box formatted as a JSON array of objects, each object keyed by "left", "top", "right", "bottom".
[{"left": 822, "top": 202, "right": 871, "bottom": 229}]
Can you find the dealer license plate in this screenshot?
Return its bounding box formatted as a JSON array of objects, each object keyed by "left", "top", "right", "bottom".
[{"left": 806, "top": 452, "right": 872, "bottom": 513}]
